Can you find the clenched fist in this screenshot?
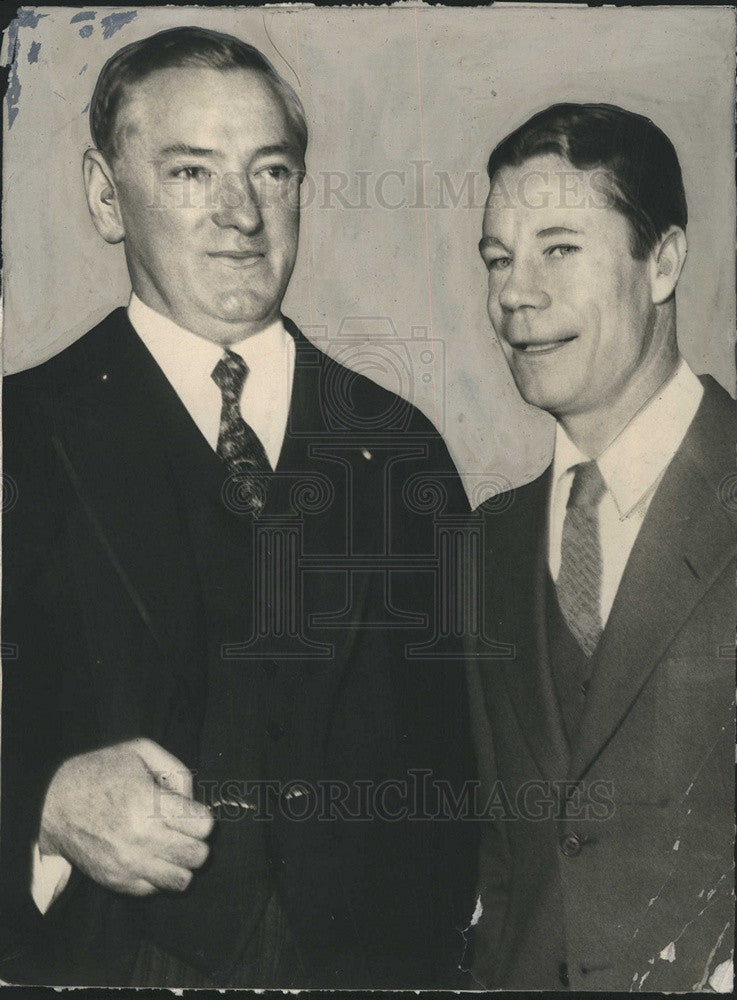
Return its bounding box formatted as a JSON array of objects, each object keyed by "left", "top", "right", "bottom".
[{"left": 38, "top": 738, "right": 214, "bottom": 896}]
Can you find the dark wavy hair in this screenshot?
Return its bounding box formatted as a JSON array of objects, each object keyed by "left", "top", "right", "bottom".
[
  {"left": 486, "top": 103, "right": 687, "bottom": 259},
  {"left": 90, "top": 25, "right": 308, "bottom": 161}
]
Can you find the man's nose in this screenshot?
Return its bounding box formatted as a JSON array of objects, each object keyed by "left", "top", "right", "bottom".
[
  {"left": 497, "top": 261, "right": 551, "bottom": 312},
  {"left": 212, "top": 173, "right": 263, "bottom": 234}
]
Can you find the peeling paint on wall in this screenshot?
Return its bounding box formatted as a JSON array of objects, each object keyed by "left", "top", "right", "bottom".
[
  {"left": 5, "top": 9, "right": 49, "bottom": 128},
  {"left": 100, "top": 11, "right": 138, "bottom": 40}
]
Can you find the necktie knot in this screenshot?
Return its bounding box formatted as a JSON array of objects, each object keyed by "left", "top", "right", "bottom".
[
  {"left": 567, "top": 460, "right": 606, "bottom": 510},
  {"left": 211, "top": 349, "right": 249, "bottom": 403}
]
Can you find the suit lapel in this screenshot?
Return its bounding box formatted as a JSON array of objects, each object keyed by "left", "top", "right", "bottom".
[
  {"left": 47, "top": 310, "right": 210, "bottom": 744},
  {"left": 267, "top": 318, "right": 326, "bottom": 508},
  {"left": 281, "top": 320, "right": 373, "bottom": 673},
  {"left": 486, "top": 470, "right": 570, "bottom": 782},
  {"left": 568, "top": 379, "right": 737, "bottom": 782},
  {"left": 51, "top": 310, "right": 204, "bottom": 658}
]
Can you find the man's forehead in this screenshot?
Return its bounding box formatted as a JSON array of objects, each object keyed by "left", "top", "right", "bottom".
[
  {"left": 491, "top": 156, "right": 600, "bottom": 200},
  {"left": 484, "top": 201, "right": 587, "bottom": 227},
  {"left": 483, "top": 157, "right": 617, "bottom": 236},
  {"left": 114, "top": 65, "right": 289, "bottom": 143},
  {"left": 123, "top": 63, "right": 276, "bottom": 104}
]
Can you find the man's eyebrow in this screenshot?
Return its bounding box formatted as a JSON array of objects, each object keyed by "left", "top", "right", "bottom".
[
  {"left": 157, "top": 143, "right": 220, "bottom": 158},
  {"left": 156, "top": 141, "right": 302, "bottom": 161},
  {"left": 478, "top": 235, "right": 509, "bottom": 254},
  {"left": 253, "top": 142, "right": 303, "bottom": 159},
  {"left": 536, "top": 226, "right": 583, "bottom": 238}
]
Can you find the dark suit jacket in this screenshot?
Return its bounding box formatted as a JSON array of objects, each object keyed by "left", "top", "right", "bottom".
[
  {"left": 0, "top": 307, "right": 476, "bottom": 987},
  {"left": 467, "top": 376, "right": 735, "bottom": 992}
]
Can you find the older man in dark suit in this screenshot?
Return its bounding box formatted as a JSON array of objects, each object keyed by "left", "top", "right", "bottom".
[
  {"left": 468, "top": 103, "right": 735, "bottom": 992},
  {"left": 1, "top": 26, "right": 475, "bottom": 988}
]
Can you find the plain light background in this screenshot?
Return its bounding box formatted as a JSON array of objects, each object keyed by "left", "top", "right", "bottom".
[{"left": 3, "top": 5, "right": 735, "bottom": 499}]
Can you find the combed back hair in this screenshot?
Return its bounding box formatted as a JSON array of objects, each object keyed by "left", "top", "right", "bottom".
[
  {"left": 90, "top": 25, "right": 308, "bottom": 161},
  {"left": 486, "top": 103, "right": 687, "bottom": 259}
]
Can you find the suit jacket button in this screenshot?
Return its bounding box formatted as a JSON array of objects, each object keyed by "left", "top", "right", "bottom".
[
  {"left": 265, "top": 721, "right": 285, "bottom": 741},
  {"left": 560, "top": 833, "right": 582, "bottom": 857},
  {"left": 558, "top": 961, "right": 569, "bottom": 987}
]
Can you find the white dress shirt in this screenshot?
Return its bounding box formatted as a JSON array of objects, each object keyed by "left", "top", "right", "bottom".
[
  {"left": 548, "top": 358, "right": 704, "bottom": 627},
  {"left": 31, "top": 293, "right": 297, "bottom": 914},
  {"left": 129, "top": 292, "right": 295, "bottom": 470}
]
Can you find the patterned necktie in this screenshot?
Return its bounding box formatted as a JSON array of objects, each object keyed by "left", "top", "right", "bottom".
[
  {"left": 555, "top": 460, "right": 607, "bottom": 657},
  {"left": 211, "top": 349, "right": 271, "bottom": 516}
]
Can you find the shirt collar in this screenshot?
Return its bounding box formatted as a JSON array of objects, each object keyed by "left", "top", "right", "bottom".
[
  {"left": 127, "top": 292, "right": 289, "bottom": 388},
  {"left": 552, "top": 359, "right": 704, "bottom": 519},
  {"left": 551, "top": 420, "right": 589, "bottom": 504}
]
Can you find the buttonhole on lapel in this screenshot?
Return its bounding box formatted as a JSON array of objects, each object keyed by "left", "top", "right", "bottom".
[
  {"left": 361, "top": 448, "right": 372, "bottom": 460},
  {"left": 683, "top": 555, "right": 700, "bottom": 580}
]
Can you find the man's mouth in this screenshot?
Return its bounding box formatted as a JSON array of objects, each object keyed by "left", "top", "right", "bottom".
[
  {"left": 207, "top": 251, "right": 265, "bottom": 269},
  {"left": 509, "top": 335, "right": 577, "bottom": 356}
]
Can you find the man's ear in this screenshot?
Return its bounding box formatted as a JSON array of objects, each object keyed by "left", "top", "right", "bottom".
[
  {"left": 83, "top": 148, "right": 125, "bottom": 244},
  {"left": 649, "top": 225, "right": 687, "bottom": 305}
]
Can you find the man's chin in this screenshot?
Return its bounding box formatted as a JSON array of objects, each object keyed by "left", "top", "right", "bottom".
[
  {"left": 511, "top": 376, "right": 575, "bottom": 416},
  {"left": 209, "top": 292, "right": 280, "bottom": 326}
]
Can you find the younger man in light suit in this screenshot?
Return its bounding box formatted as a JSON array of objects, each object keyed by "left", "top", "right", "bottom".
[{"left": 468, "top": 103, "right": 735, "bottom": 992}]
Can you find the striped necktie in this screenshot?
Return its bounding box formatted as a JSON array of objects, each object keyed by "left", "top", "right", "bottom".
[{"left": 555, "top": 460, "right": 607, "bottom": 657}]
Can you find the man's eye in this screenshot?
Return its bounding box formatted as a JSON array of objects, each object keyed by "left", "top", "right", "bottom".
[
  {"left": 545, "top": 244, "right": 580, "bottom": 259},
  {"left": 487, "top": 257, "right": 511, "bottom": 272},
  {"left": 257, "top": 165, "right": 292, "bottom": 183},
  {"left": 172, "top": 166, "right": 211, "bottom": 181}
]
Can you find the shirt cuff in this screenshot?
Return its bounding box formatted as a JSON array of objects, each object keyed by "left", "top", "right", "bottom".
[{"left": 30, "top": 841, "right": 72, "bottom": 914}]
